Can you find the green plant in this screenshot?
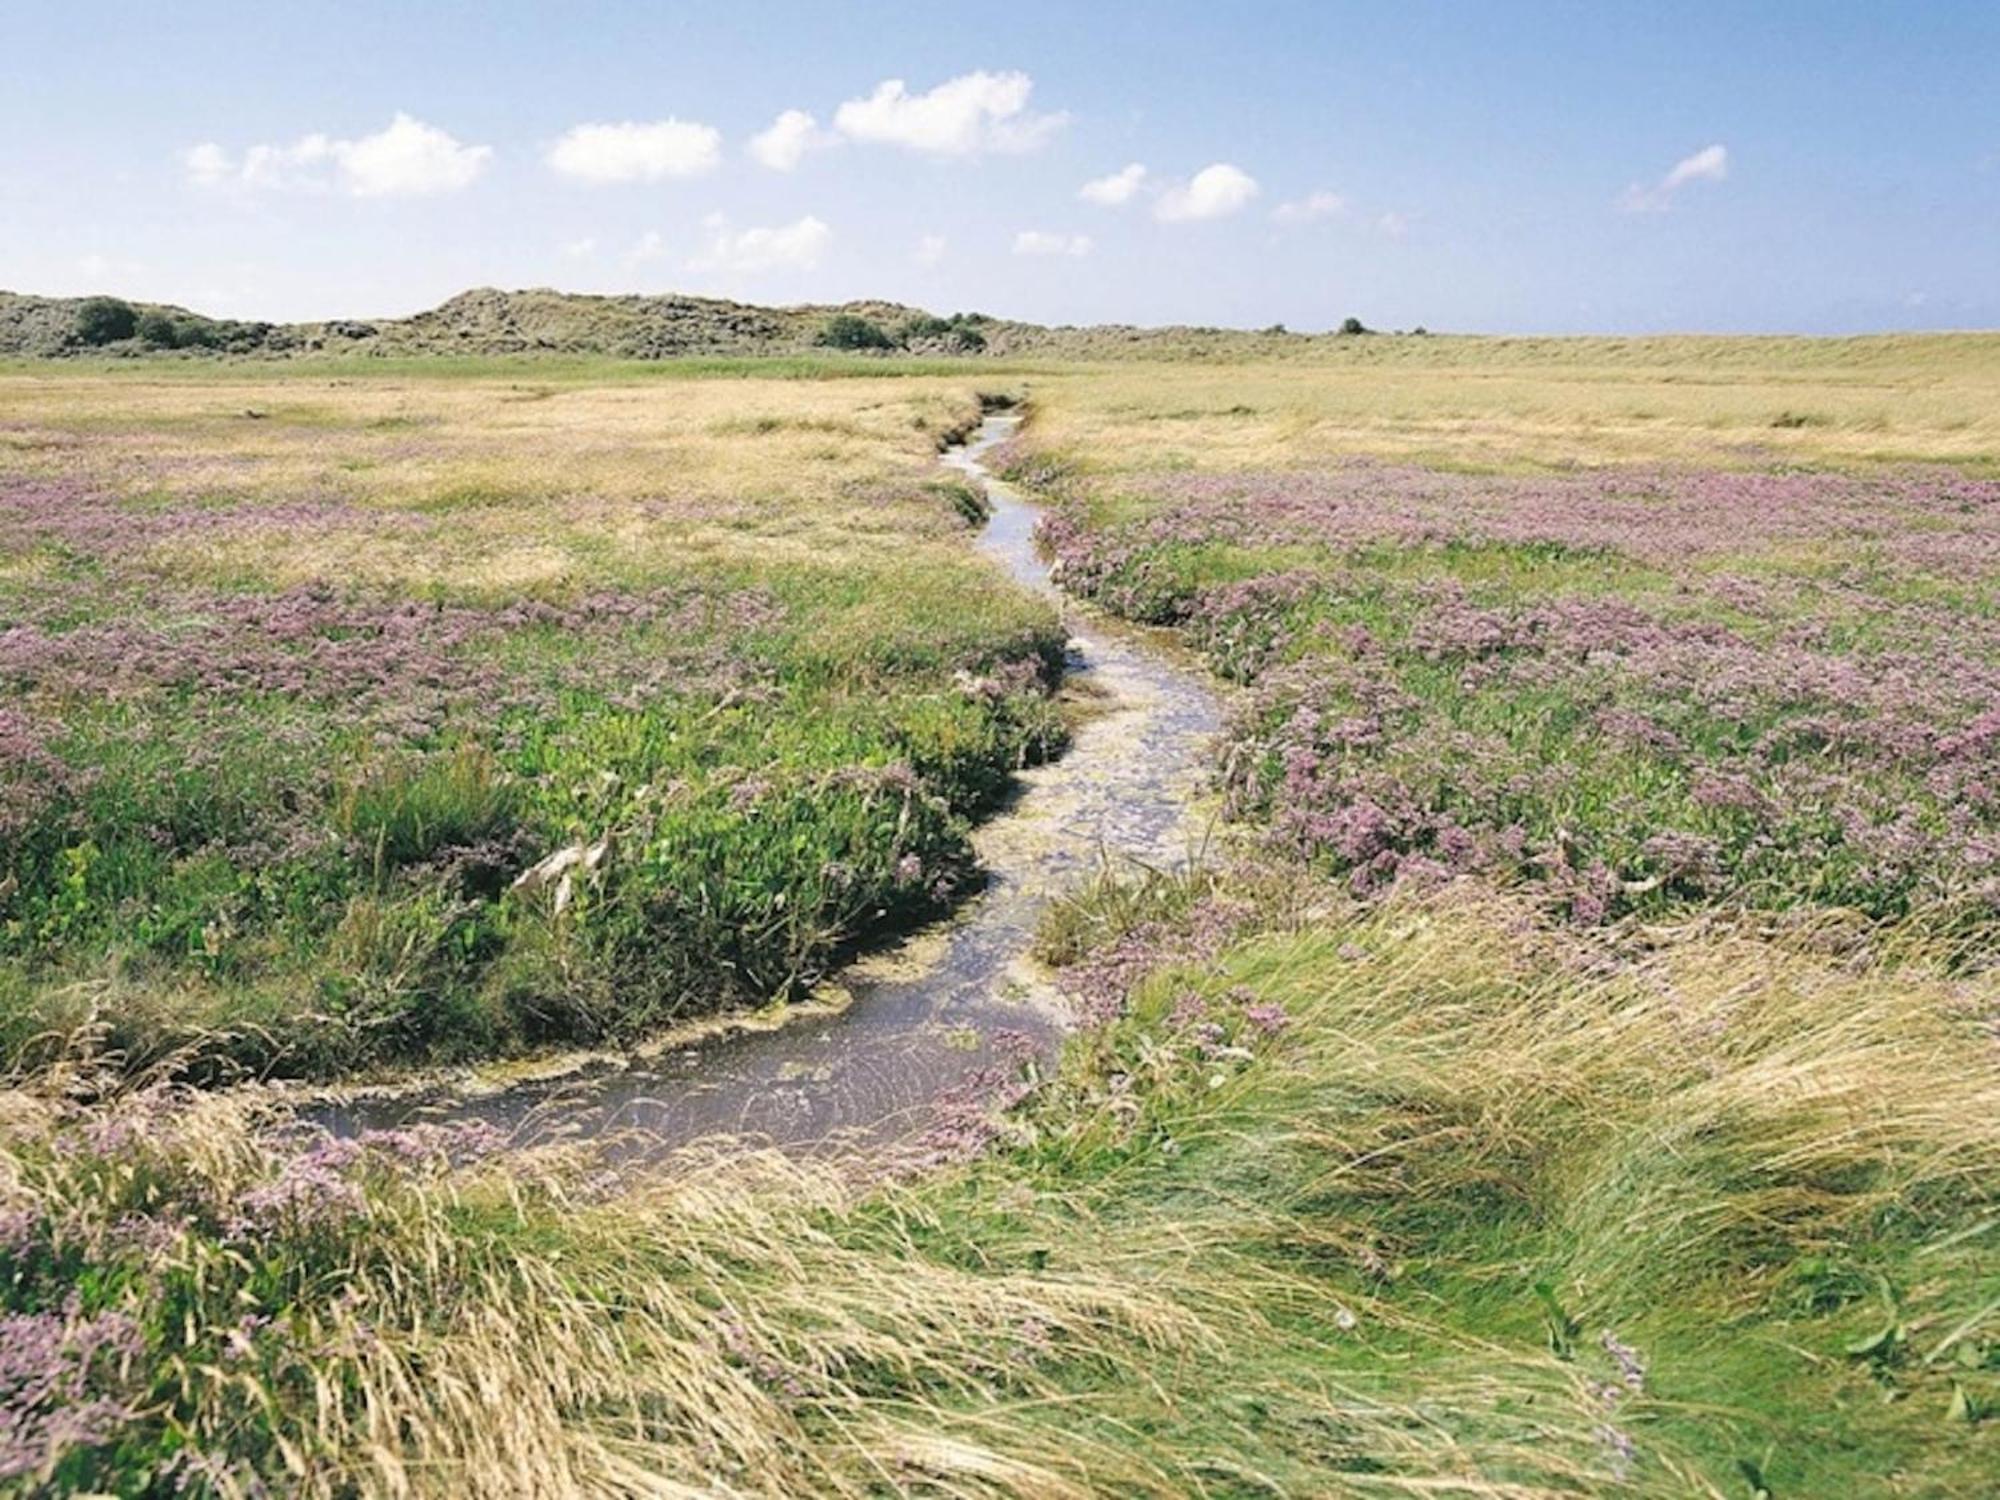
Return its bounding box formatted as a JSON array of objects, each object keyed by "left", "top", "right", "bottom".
[
  {"left": 73, "top": 297, "right": 138, "bottom": 345},
  {"left": 175, "top": 317, "right": 223, "bottom": 350},
  {"left": 134, "top": 310, "right": 181, "bottom": 349},
  {"left": 899, "top": 313, "right": 986, "bottom": 351},
  {"left": 332, "top": 745, "right": 521, "bottom": 876},
  {"left": 818, "top": 314, "right": 897, "bottom": 351}
]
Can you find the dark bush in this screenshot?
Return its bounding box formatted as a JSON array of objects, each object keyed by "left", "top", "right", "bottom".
[
  {"left": 174, "top": 319, "right": 220, "bottom": 350},
  {"left": 135, "top": 310, "right": 181, "bottom": 349},
  {"left": 898, "top": 312, "right": 987, "bottom": 352},
  {"left": 73, "top": 297, "right": 138, "bottom": 346},
  {"left": 222, "top": 320, "right": 275, "bottom": 352},
  {"left": 1339, "top": 316, "right": 1370, "bottom": 337},
  {"left": 818, "top": 314, "right": 897, "bottom": 351}
]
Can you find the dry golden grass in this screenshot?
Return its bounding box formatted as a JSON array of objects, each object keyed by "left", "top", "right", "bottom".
[
  {"left": 12, "top": 886, "right": 1994, "bottom": 1494},
  {"left": 1013, "top": 335, "right": 2000, "bottom": 473},
  {"left": 0, "top": 369, "right": 1001, "bottom": 595}
]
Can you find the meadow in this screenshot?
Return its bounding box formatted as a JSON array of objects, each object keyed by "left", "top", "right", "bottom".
[
  {"left": 1010, "top": 346, "right": 2000, "bottom": 936},
  {"left": 0, "top": 367, "right": 1064, "bottom": 1076},
  {"left": 3, "top": 337, "right": 1997, "bottom": 1496}
]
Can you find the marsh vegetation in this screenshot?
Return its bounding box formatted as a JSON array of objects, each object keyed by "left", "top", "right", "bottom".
[
  {"left": 0, "top": 372, "right": 1065, "bottom": 1074},
  {"left": 3, "top": 335, "right": 1997, "bottom": 1494}
]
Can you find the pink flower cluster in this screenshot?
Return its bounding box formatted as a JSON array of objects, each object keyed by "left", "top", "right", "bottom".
[
  {"left": 1097, "top": 459, "right": 2000, "bottom": 576},
  {"left": 0, "top": 1296, "right": 144, "bottom": 1483},
  {"left": 1034, "top": 456, "right": 2000, "bottom": 925}
]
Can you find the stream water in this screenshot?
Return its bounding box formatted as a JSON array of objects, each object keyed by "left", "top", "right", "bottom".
[{"left": 320, "top": 416, "right": 1220, "bottom": 1158}]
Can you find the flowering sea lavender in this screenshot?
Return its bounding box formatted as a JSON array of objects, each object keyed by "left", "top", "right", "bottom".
[
  {"left": 227, "top": 1133, "right": 369, "bottom": 1237},
  {"left": 0, "top": 1204, "right": 37, "bottom": 1260},
  {"left": 1041, "top": 459, "right": 2000, "bottom": 578},
  {"left": 1058, "top": 893, "right": 1258, "bottom": 1026},
  {"left": 1022, "top": 449, "right": 2000, "bottom": 927},
  {"left": 1239, "top": 1001, "right": 1291, "bottom": 1036},
  {"left": 354, "top": 1118, "right": 509, "bottom": 1168},
  {"left": 0, "top": 1297, "right": 144, "bottom": 1482}
]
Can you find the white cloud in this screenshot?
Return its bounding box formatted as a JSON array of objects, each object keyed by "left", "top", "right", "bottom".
[
  {"left": 1013, "top": 230, "right": 1093, "bottom": 258},
  {"left": 914, "top": 233, "right": 948, "bottom": 267},
  {"left": 833, "top": 70, "right": 1067, "bottom": 156},
  {"left": 547, "top": 119, "right": 721, "bottom": 183},
  {"left": 1376, "top": 210, "right": 1411, "bottom": 239},
  {"left": 1661, "top": 144, "right": 1729, "bottom": 192},
  {"left": 1271, "top": 189, "right": 1345, "bottom": 224},
  {"left": 338, "top": 114, "right": 493, "bottom": 197},
  {"left": 560, "top": 236, "right": 598, "bottom": 259},
  {"left": 748, "top": 109, "right": 833, "bottom": 171},
  {"left": 183, "top": 114, "right": 491, "bottom": 198},
  {"left": 1618, "top": 143, "right": 1728, "bottom": 212},
  {"left": 230, "top": 136, "right": 336, "bottom": 192},
  {"left": 626, "top": 231, "right": 670, "bottom": 266},
  {"left": 1154, "top": 163, "right": 1260, "bottom": 222},
  {"left": 1079, "top": 162, "right": 1147, "bottom": 206},
  {"left": 182, "top": 142, "right": 233, "bottom": 188},
  {"left": 689, "top": 214, "right": 831, "bottom": 273}
]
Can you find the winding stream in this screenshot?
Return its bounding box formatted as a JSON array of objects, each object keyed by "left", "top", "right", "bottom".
[{"left": 322, "top": 416, "right": 1220, "bottom": 1158}]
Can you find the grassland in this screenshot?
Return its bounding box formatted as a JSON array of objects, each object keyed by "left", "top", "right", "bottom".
[
  {"left": 0, "top": 366, "right": 1064, "bottom": 1075},
  {"left": 1012, "top": 333, "right": 2000, "bottom": 471},
  {"left": 6, "top": 890, "right": 1995, "bottom": 1495},
  {"left": 1007, "top": 349, "right": 2000, "bottom": 938},
  {"left": 3, "top": 335, "right": 1997, "bottom": 1495}
]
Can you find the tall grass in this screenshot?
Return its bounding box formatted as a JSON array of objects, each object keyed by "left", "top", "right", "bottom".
[{"left": 6, "top": 890, "right": 1993, "bottom": 1494}]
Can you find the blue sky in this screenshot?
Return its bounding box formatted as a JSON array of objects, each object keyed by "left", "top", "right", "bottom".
[{"left": 2, "top": 1, "right": 1996, "bottom": 332}]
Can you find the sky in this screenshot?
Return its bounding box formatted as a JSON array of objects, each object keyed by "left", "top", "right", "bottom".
[{"left": 2, "top": 1, "right": 1996, "bottom": 334}]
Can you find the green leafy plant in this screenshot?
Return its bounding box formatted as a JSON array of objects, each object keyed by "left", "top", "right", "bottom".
[
  {"left": 135, "top": 310, "right": 181, "bottom": 349},
  {"left": 72, "top": 297, "right": 138, "bottom": 345},
  {"left": 818, "top": 314, "right": 897, "bottom": 351}
]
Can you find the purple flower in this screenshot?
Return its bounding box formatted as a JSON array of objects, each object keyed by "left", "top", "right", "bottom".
[
  {"left": 1241, "top": 1003, "right": 1290, "bottom": 1036},
  {"left": 0, "top": 1297, "right": 144, "bottom": 1481},
  {"left": 228, "top": 1134, "right": 367, "bottom": 1237}
]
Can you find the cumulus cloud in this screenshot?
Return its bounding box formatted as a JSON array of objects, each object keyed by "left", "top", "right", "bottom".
[
  {"left": 1079, "top": 163, "right": 1147, "bottom": 206},
  {"left": 560, "top": 236, "right": 598, "bottom": 259},
  {"left": 914, "top": 233, "right": 948, "bottom": 267},
  {"left": 336, "top": 115, "right": 493, "bottom": 196},
  {"left": 1271, "top": 189, "right": 1346, "bottom": 224},
  {"left": 1154, "top": 163, "right": 1260, "bottom": 222},
  {"left": 688, "top": 214, "right": 831, "bottom": 273},
  {"left": 182, "top": 142, "right": 233, "bottom": 188},
  {"left": 1013, "top": 230, "right": 1093, "bottom": 258},
  {"left": 1375, "top": 210, "right": 1411, "bottom": 239},
  {"left": 547, "top": 119, "right": 721, "bottom": 183},
  {"left": 833, "top": 70, "right": 1067, "bottom": 156},
  {"left": 748, "top": 109, "right": 833, "bottom": 171},
  {"left": 1618, "top": 144, "right": 1728, "bottom": 212},
  {"left": 183, "top": 114, "right": 491, "bottom": 197}
]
